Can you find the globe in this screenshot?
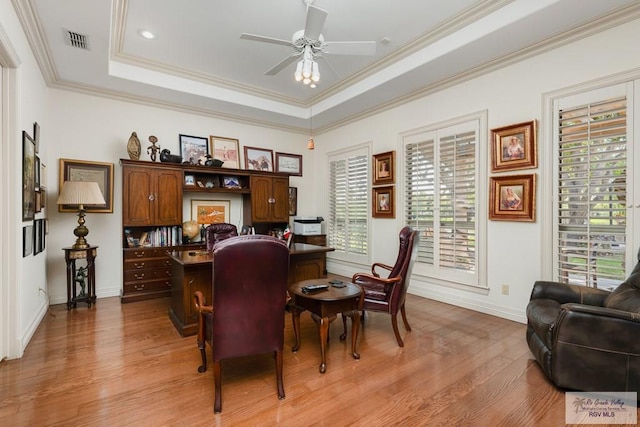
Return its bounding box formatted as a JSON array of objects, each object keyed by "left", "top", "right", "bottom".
[{"left": 182, "top": 220, "right": 199, "bottom": 240}]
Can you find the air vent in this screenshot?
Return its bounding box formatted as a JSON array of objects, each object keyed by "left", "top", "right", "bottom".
[{"left": 64, "top": 30, "right": 89, "bottom": 50}]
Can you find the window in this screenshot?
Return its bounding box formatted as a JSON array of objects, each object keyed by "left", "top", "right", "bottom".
[
  {"left": 327, "top": 145, "right": 369, "bottom": 263},
  {"left": 553, "top": 83, "right": 637, "bottom": 290},
  {"left": 404, "top": 117, "right": 484, "bottom": 287}
]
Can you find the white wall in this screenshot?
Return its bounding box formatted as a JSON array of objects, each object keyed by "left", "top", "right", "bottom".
[
  {"left": 314, "top": 18, "right": 640, "bottom": 323},
  {"left": 0, "top": 0, "right": 51, "bottom": 359},
  {"left": 44, "top": 90, "right": 310, "bottom": 303}
]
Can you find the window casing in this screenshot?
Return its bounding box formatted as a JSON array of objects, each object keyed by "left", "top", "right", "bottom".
[
  {"left": 327, "top": 145, "right": 369, "bottom": 264},
  {"left": 404, "top": 118, "right": 484, "bottom": 288}
]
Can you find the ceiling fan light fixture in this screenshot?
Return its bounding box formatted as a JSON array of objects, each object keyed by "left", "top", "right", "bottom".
[
  {"left": 294, "top": 61, "right": 303, "bottom": 81},
  {"left": 303, "top": 77, "right": 311, "bottom": 85},
  {"left": 302, "top": 58, "right": 312, "bottom": 79},
  {"left": 311, "top": 61, "right": 320, "bottom": 82}
]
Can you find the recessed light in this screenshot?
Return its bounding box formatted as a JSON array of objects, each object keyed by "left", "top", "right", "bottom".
[{"left": 138, "top": 30, "right": 156, "bottom": 40}]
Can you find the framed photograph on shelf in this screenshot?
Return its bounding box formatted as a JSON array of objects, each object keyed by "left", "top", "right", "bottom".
[
  {"left": 372, "top": 186, "right": 395, "bottom": 218},
  {"left": 489, "top": 174, "right": 536, "bottom": 222},
  {"left": 373, "top": 151, "right": 395, "bottom": 186},
  {"left": 244, "top": 146, "right": 274, "bottom": 172},
  {"left": 222, "top": 176, "right": 241, "bottom": 189},
  {"left": 288, "top": 187, "right": 297, "bottom": 216},
  {"left": 191, "top": 199, "right": 230, "bottom": 225},
  {"left": 59, "top": 158, "right": 114, "bottom": 213},
  {"left": 209, "top": 135, "right": 240, "bottom": 169},
  {"left": 276, "top": 152, "right": 303, "bottom": 176},
  {"left": 179, "top": 134, "right": 209, "bottom": 165},
  {"left": 22, "top": 131, "right": 36, "bottom": 221},
  {"left": 491, "top": 120, "right": 537, "bottom": 172},
  {"left": 184, "top": 174, "right": 195, "bottom": 186}
]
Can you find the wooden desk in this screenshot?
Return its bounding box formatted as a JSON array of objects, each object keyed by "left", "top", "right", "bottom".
[
  {"left": 168, "top": 244, "right": 335, "bottom": 336},
  {"left": 168, "top": 250, "right": 213, "bottom": 337}
]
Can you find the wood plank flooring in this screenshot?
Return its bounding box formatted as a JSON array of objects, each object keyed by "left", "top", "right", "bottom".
[{"left": 0, "top": 284, "right": 635, "bottom": 426}]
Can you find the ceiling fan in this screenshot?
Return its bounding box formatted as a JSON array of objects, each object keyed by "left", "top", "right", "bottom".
[{"left": 240, "top": 0, "right": 376, "bottom": 83}]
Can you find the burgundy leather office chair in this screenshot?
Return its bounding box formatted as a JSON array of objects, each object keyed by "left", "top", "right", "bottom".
[
  {"left": 193, "top": 235, "right": 290, "bottom": 413},
  {"left": 345, "top": 226, "right": 420, "bottom": 347},
  {"left": 205, "top": 223, "right": 238, "bottom": 252}
]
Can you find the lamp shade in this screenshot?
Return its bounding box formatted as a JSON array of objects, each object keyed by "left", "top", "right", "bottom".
[{"left": 57, "top": 181, "right": 106, "bottom": 206}]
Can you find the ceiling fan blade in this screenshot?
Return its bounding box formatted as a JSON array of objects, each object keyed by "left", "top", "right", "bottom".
[
  {"left": 240, "top": 33, "right": 292, "bottom": 47},
  {"left": 325, "top": 41, "right": 377, "bottom": 56},
  {"left": 317, "top": 56, "right": 339, "bottom": 78},
  {"left": 304, "top": 5, "right": 328, "bottom": 41},
  {"left": 265, "top": 53, "right": 301, "bottom": 76}
]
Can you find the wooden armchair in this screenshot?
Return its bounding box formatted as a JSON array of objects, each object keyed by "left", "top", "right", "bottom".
[
  {"left": 344, "top": 226, "right": 420, "bottom": 347},
  {"left": 193, "top": 235, "right": 290, "bottom": 413}
]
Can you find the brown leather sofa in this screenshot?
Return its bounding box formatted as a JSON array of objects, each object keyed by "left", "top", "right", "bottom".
[{"left": 526, "top": 248, "right": 640, "bottom": 392}]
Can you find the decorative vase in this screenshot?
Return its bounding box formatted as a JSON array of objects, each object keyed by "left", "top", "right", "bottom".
[{"left": 127, "top": 132, "right": 141, "bottom": 160}]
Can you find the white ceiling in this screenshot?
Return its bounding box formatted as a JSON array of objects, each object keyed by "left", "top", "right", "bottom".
[{"left": 13, "top": 0, "right": 640, "bottom": 133}]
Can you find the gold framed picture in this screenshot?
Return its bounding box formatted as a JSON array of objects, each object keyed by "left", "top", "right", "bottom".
[
  {"left": 209, "top": 135, "right": 240, "bottom": 169},
  {"left": 58, "top": 158, "right": 114, "bottom": 213},
  {"left": 491, "top": 120, "right": 537, "bottom": 172},
  {"left": 489, "top": 174, "right": 536, "bottom": 222},
  {"left": 373, "top": 151, "right": 395, "bottom": 185},
  {"left": 372, "top": 186, "right": 395, "bottom": 218}
]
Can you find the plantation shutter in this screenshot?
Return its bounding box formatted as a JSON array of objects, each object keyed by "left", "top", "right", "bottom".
[
  {"left": 556, "top": 95, "right": 627, "bottom": 288},
  {"left": 328, "top": 150, "right": 369, "bottom": 257},
  {"left": 404, "top": 119, "right": 479, "bottom": 284}
]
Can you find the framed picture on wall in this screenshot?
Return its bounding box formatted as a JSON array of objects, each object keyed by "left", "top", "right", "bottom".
[
  {"left": 58, "top": 159, "right": 114, "bottom": 213},
  {"left": 491, "top": 120, "right": 537, "bottom": 172},
  {"left": 191, "top": 199, "right": 231, "bottom": 225},
  {"left": 276, "top": 152, "right": 303, "bottom": 176},
  {"left": 372, "top": 186, "right": 395, "bottom": 218},
  {"left": 489, "top": 174, "right": 536, "bottom": 222},
  {"left": 289, "top": 187, "right": 298, "bottom": 216},
  {"left": 373, "top": 151, "right": 395, "bottom": 186},
  {"left": 22, "top": 131, "right": 36, "bottom": 221}
]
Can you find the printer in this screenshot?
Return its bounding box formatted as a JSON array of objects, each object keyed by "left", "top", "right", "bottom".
[{"left": 293, "top": 216, "right": 323, "bottom": 236}]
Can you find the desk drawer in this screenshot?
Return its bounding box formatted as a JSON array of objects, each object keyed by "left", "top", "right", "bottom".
[
  {"left": 123, "top": 278, "right": 172, "bottom": 294},
  {"left": 124, "top": 258, "right": 172, "bottom": 271},
  {"left": 124, "top": 248, "right": 169, "bottom": 260},
  {"left": 124, "top": 267, "right": 171, "bottom": 282}
]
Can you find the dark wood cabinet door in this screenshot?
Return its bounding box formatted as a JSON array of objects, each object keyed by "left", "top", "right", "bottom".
[
  {"left": 271, "top": 176, "right": 290, "bottom": 222},
  {"left": 155, "top": 169, "right": 182, "bottom": 225},
  {"left": 250, "top": 175, "right": 273, "bottom": 222},
  {"left": 123, "top": 166, "right": 154, "bottom": 226}
]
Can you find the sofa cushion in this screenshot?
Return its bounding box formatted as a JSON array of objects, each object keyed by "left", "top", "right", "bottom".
[
  {"left": 603, "top": 272, "right": 640, "bottom": 313},
  {"left": 526, "top": 298, "right": 562, "bottom": 348}
]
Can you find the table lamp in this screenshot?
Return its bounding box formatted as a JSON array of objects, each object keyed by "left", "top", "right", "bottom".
[{"left": 56, "top": 181, "right": 106, "bottom": 249}]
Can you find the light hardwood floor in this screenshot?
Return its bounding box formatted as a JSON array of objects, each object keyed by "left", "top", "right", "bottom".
[{"left": 0, "top": 285, "right": 633, "bottom": 426}]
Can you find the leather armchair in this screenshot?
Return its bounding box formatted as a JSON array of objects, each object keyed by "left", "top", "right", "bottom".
[
  {"left": 347, "top": 226, "right": 420, "bottom": 347},
  {"left": 526, "top": 248, "right": 640, "bottom": 392},
  {"left": 193, "top": 235, "right": 289, "bottom": 413},
  {"left": 205, "top": 223, "right": 238, "bottom": 252}
]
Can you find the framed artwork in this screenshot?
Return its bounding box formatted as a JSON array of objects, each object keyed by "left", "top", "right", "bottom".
[
  {"left": 222, "top": 176, "right": 241, "bottom": 189},
  {"left": 289, "top": 187, "right": 297, "bottom": 216},
  {"left": 38, "top": 218, "right": 46, "bottom": 252},
  {"left": 184, "top": 174, "right": 196, "bottom": 186},
  {"left": 244, "top": 146, "right": 274, "bottom": 172},
  {"left": 35, "top": 190, "right": 42, "bottom": 213},
  {"left": 372, "top": 186, "right": 395, "bottom": 218},
  {"left": 276, "top": 152, "right": 303, "bottom": 176},
  {"left": 33, "top": 122, "right": 40, "bottom": 153},
  {"left": 489, "top": 174, "right": 536, "bottom": 222},
  {"left": 23, "top": 131, "right": 36, "bottom": 221},
  {"left": 191, "top": 199, "right": 230, "bottom": 225},
  {"left": 373, "top": 151, "right": 395, "bottom": 186},
  {"left": 491, "top": 120, "right": 537, "bottom": 172},
  {"left": 34, "top": 156, "right": 41, "bottom": 190},
  {"left": 59, "top": 159, "right": 114, "bottom": 213},
  {"left": 179, "top": 134, "right": 209, "bottom": 165},
  {"left": 209, "top": 135, "right": 240, "bottom": 169},
  {"left": 34, "top": 219, "right": 42, "bottom": 256},
  {"left": 23, "top": 225, "right": 33, "bottom": 257}
]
